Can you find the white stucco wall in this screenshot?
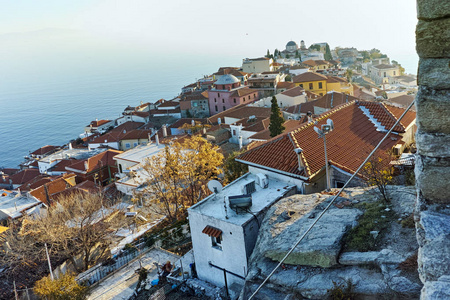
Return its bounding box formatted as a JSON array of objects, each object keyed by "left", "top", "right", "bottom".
[
  {"left": 189, "top": 211, "right": 248, "bottom": 288},
  {"left": 247, "top": 165, "right": 305, "bottom": 193}
]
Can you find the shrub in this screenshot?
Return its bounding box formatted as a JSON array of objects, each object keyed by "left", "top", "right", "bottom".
[
  {"left": 327, "top": 280, "right": 355, "bottom": 300},
  {"left": 34, "top": 273, "right": 87, "bottom": 300}
]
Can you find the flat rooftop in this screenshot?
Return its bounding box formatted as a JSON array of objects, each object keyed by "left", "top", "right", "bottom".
[
  {"left": 113, "top": 143, "right": 165, "bottom": 164},
  {"left": 40, "top": 148, "right": 107, "bottom": 164},
  {"left": 0, "top": 192, "right": 41, "bottom": 219},
  {"left": 189, "top": 173, "right": 295, "bottom": 226}
]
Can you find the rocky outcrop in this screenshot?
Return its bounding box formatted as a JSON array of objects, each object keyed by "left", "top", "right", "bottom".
[{"left": 241, "top": 186, "right": 422, "bottom": 299}]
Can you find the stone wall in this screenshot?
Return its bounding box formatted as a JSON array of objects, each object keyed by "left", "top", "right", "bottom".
[{"left": 415, "top": 1, "right": 450, "bottom": 298}]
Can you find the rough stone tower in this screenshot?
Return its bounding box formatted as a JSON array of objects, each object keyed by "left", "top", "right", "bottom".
[{"left": 415, "top": 0, "right": 450, "bottom": 298}]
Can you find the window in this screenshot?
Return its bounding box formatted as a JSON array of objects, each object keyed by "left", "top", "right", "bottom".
[
  {"left": 299, "top": 84, "right": 303, "bottom": 88},
  {"left": 384, "top": 72, "right": 387, "bottom": 77},
  {"left": 393, "top": 71, "right": 396, "bottom": 76},
  {"left": 215, "top": 105, "right": 218, "bottom": 111},
  {"left": 223, "top": 106, "right": 226, "bottom": 111},
  {"left": 133, "top": 142, "right": 138, "bottom": 147},
  {"left": 125, "top": 143, "right": 131, "bottom": 149},
  {"left": 234, "top": 98, "right": 236, "bottom": 103},
  {"left": 218, "top": 93, "right": 220, "bottom": 97},
  {"left": 309, "top": 83, "right": 313, "bottom": 89},
  {"left": 211, "top": 235, "right": 222, "bottom": 249},
  {"left": 119, "top": 164, "right": 123, "bottom": 173},
  {"left": 222, "top": 99, "right": 224, "bottom": 103},
  {"left": 319, "top": 82, "right": 323, "bottom": 89},
  {"left": 214, "top": 98, "right": 217, "bottom": 102},
  {"left": 233, "top": 130, "right": 236, "bottom": 135}
]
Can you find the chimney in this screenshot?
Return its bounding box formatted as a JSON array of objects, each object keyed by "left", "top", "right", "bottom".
[
  {"left": 155, "top": 134, "right": 160, "bottom": 145},
  {"left": 307, "top": 111, "right": 313, "bottom": 122},
  {"left": 238, "top": 135, "right": 243, "bottom": 149},
  {"left": 162, "top": 125, "right": 167, "bottom": 137},
  {"left": 84, "top": 161, "right": 89, "bottom": 170},
  {"left": 294, "top": 148, "right": 304, "bottom": 171}
]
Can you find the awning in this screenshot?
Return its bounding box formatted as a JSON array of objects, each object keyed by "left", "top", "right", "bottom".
[{"left": 202, "top": 225, "right": 222, "bottom": 238}]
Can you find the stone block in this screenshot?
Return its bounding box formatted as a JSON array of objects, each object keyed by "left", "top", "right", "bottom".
[
  {"left": 415, "top": 88, "right": 450, "bottom": 134},
  {"left": 418, "top": 58, "right": 450, "bottom": 90},
  {"left": 416, "top": 19, "right": 450, "bottom": 58},
  {"left": 339, "top": 251, "right": 379, "bottom": 265},
  {"left": 415, "top": 156, "right": 450, "bottom": 203},
  {"left": 417, "top": 0, "right": 450, "bottom": 20},
  {"left": 418, "top": 236, "right": 450, "bottom": 282},
  {"left": 416, "top": 131, "right": 450, "bottom": 157},
  {"left": 421, "top": 276, "right": 450, "bottom": 300}
]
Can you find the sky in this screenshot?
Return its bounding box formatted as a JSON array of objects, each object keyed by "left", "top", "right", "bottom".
[{"left": 0, "top": 0, "right": 419, "bottom": 72}]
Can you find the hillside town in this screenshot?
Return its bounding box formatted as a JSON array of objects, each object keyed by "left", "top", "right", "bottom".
[{"left": 0, "top": 41, "right": 420, "bottom": 299}]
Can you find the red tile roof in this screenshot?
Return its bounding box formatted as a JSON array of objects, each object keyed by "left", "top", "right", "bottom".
[
  {"left": 358, "top": 101, "right": 406, "bottom": 132},
  {"left": 0, "top": 168, "right": 19, "bottom": 176},
  {"left": 306, "top": 91, "right": 321, "bottom": 100},
  {"left": 29, "top": 174, "right": 77, "bottom": 206},
  {"left": 314, "top": 92, "right": 358, "bottom": 109},
  {"left": 283, "top": 101, "right": 315, "bottom": 115},
  {"left": 281, "top": 86, "right": 305, "bottom": 97},
  {"left": 208, "top": 106, "right": 271, "bottom": 124},
  {"left": 276, "top": 82, "right": 296, "bottom": 90},
  {"left": 292, "top": 72, "right": 328, "bottom": 83},
  {"left": 169, "top": 118, "right": 207, "bottom": 129},
  {"left": 51, "top": 180, "right": 100, "bottom": 201},
  {"left": 249, "top": 119, "right": 307, "bottom": 141},
  {"left": 50, "top": 159, "right": 78, "bottom": 172},
  {"left": 237, "top": 101, "right": 409, "bottom": 180},
  {"left": 202, "top": 225, "right": 222, "bottom": 238},
  {"left": 158, "top": 100, "right": 180, "bottom": 108},
  {"left": 87, "top": 120, "right": 111, "bottom": 127},
  {"left": 66, "top": 150, "right": 122, "bottom": 174},
  {"left": 9, "top": 169, "right": 40, "bottom": 185},
  {"left": 120, "top": 129, "right": 153, "bottom": 141},
  {"left": 30, "top": 145, "right": 60, "bottom": 156},
  {"left": 230, "top": 87, "right": 258, "bottom": 97}
]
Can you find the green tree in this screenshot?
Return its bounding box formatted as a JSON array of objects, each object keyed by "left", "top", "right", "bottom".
[
  {"left": 269, "top": 96, "right": 285, "bottom": 137},
  {"left": 224, "top": 150, "right": 249, "bottom": 184},
  {"left": 274, "top": 49, "right": 279, "bottom": 57},
  {"left": 34, "top": 273, "right": 87, "bottom": 300},
  {"left": 345, "top": 69, "right": 353, "bottom": 82},
  {"left": 309, "top": 44, "right": 321, "bottom": 51},
  {"left": 324, "top": 43, "right": 332, "bottom": 60},
  {"left": 285, "top": 75, "right": 292, "bottom": 82}
]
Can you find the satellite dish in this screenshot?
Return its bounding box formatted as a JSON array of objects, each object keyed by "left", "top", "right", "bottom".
[
  {"left": 327, "top": 119, "right": 334, "bottom": 130},
  {"left": 314, "top": 126, "right": 323, "bottom": 135},
  {"left": 208, "top": 180, "right": 223, "bottom": 194}
]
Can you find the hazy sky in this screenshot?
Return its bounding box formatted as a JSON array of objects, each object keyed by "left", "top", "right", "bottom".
[{"left": 0, "top": 0, "right": 418, "bottom": 72}]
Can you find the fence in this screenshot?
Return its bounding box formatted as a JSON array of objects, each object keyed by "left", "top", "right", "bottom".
[{"left": 76, "top": 246, "right": 145, "bottom": 286}]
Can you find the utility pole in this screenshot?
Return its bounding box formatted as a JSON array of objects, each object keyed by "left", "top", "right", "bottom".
[{"left": 45, "top": 243, "right": 54, "bottom": 280}]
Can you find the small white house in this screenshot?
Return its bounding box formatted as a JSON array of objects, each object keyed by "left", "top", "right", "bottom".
[{"left": 188, "top": 173, "right": 296, "bottom": 289}]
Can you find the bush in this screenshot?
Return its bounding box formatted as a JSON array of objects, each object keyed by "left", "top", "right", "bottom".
[
  {"left": 401, "top": 213, "right": 415, "bottom": 228},
  {"left": 344, "top": 201, "right": 395, "bottom": 251},
  {"left": 34, "top": 273, "right": 87, "bottom": 300},
  {"left": 327, "top": 280, "right": 355, "bottom": 300}
]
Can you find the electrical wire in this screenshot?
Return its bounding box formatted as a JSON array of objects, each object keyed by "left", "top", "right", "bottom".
[{"left": 248, "top": 99, "right": 416, "bottom": 299}]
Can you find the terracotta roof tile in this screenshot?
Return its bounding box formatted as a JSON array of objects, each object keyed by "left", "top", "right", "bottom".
[
  {"left": 281, "top": 86, "right": 305, "bottom": 97},
  {"left": 292, "top": 72, "right": 328, "bottom": 83},
  {"left": 238, "top": 101, "right": 406, "bottom": 180},
  {"left": 314, "top": 92, "right": 358, "bottom": 109},
  {"left": 30, "top": 145, "right": 60, "bottom": 156},
  {"left": 9, "top": 169, "right": 40, "bottom": 185},
  {"left": 202, "top": 225, "right": 222, "bottom": 238}
]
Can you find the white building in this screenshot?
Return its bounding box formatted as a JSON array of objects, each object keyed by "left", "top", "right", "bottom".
[
  {"left": 242, "top": 57, "right": 273, "bottom": 73},
  {"left": 38, "top": 148, "right": 107, "bottom": 174},
  {"left": 188, "top": 173, "right": 296, "bottom": 288},
  {"left": 0, "top": 191, "right": 44, "bottom": 220},
  {"left": 113, "top": 142, "right": 166, "bottom": 195}
]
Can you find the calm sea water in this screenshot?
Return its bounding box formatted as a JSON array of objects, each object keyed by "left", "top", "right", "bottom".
[
  {"left": 0, "top": 45, "right": 418, "bottom": 169},
  {"left": 0, "top": 53, "right": 242, "bottom": 168}
]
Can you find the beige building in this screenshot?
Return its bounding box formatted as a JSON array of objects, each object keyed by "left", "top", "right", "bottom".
[
  {"left": 242, "top": 57, "right": 273, "bottom": 73},
  {"left": 369, "top": 64, "right": 400, "bottom": 85}
]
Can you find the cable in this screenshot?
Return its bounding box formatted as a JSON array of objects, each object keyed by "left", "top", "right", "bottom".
[{"left": 248, "top": 99, "right": 416, "bottom": 299}]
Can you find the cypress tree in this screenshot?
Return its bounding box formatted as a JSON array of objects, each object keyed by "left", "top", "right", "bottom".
[
  {"left": 325, "top": 43, "right": 332, "bottom": 60},
  {"left": 269, "top": 96, "right": 285, "bottom": 137}
]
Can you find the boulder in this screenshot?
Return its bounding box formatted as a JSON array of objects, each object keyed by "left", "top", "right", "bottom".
[{"left": 260, "top": 195, "right": 362, "bottom": 268}]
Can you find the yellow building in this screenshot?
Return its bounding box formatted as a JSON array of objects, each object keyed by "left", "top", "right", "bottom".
[
  {"left": 292, "top": 72, "right": 353, "bottom": 96},
  {"left": 302, "top": 59, "right": 331, "bottom": 71},
  {"left": 292, "top": 72, "right": 328, "bottom": 96},
  {"left": 326, "top": 76, "right": 354, "bottom": 96}
]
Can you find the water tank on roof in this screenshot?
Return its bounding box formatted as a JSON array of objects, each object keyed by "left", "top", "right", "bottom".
[{"left": 229, "top": 194, "right": 252, "bottom": 213}]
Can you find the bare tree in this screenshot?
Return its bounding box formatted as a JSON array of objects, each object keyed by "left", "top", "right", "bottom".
[{"left": 2, "top": 192, "right": 126, "bottom": 274}]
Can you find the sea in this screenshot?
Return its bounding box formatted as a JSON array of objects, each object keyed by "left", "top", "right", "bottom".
[
  {"left": 0, "top": 51, "right": 244, "bottom": 168},
  {"left": 0, "top": 44, "right": 418, "bottom": 169}
]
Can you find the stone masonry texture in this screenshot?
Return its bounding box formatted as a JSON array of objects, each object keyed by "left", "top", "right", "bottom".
[{"left": 415, "top": 0, "right": 450, "bottom": 299}]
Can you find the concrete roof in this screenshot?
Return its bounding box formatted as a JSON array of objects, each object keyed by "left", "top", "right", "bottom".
[
  {"left": 113, "top": 143, "right": 165, "bottom": 164},
  {"left": 0, "top": 192, "right": 41, "bottom": 219},
  {"left": 189, "top": 173, "right": 295, "bottom": 226}
]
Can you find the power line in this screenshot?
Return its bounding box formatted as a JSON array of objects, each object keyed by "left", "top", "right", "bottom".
[{"left": 248, "top": 99, "right": 416, "bottom": 299}]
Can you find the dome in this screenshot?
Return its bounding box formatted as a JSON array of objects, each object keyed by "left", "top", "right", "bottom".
[
  {"left": 286, "top": 40, "right": 298, "bottom": 47},
  {"left": 215, "top": 74, "right": 240, "bottom": 85}
]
